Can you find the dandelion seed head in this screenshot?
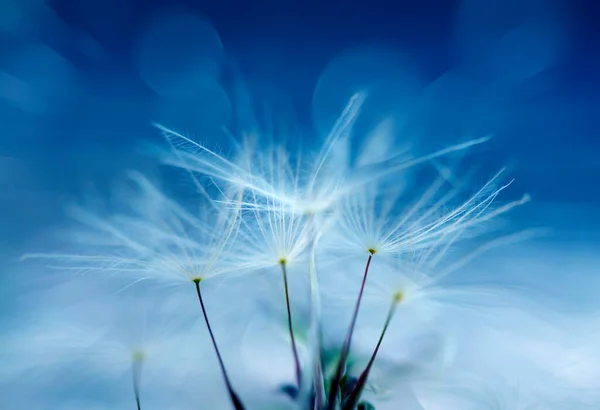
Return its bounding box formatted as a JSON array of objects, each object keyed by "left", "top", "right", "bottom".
[{"left": 326, "top": 161, "right": 529, "bottom": 286}]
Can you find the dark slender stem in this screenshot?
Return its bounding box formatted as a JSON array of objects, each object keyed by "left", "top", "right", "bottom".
[
  {"left": 194, "top": 280, "right": 246, "bottom": 410},
  {"left": 280, "top": 261, "right": 303, "bottom": 388},
  {"left": 342, "top": 299, "right": 399, "bottom": 410},
  {"left": 132, "top": 361, "right": 142, "bottom": 410},
  {"left": 327, "top": 253, "right": 373, "bottom": 410}
]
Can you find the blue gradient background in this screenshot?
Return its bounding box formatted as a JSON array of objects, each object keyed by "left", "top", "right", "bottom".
[{"left": 1, "top": 0, "right": 600, "bottom": 407}]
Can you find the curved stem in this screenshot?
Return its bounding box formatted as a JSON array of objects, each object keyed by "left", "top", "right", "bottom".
[
  {"left": 327, "top": 253, "right": 373, "bottom": 410},
  {"left": 194, "top": 280, "right": 246, "bottom": 410},
  {"left": 280, "top": 261, "right": 303, "bottom": 388},
  {"left": 342, "top": 299, "right": 399, "bottom": 410}
]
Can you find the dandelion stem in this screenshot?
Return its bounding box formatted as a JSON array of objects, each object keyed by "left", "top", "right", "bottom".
[
  {"left": 342, "top": 298, "right": 399, "bottom": 410},
  {"left": 280, "top": 261, "right": 303, "bottom": 388},
  {"left": 306, "top": 214, "right": 325, "bottom": 409},
  {"left": 327, "top": 252, "right": 373, "bottom": 410},
  {"left": 132, "top": 360, "right": 142, "bottom": 410},
  {"left": 194, "top": 280, "right": 246, "bottom": 410}
]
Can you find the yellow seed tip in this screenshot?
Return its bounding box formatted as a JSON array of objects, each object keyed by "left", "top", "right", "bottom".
[
  {"left": 132, "top": 349, "right": 145, "bottom": 363},
  {"left": 393, "top": 290, "right": 404, "bottom": 304},
  {"left": 279, "top": 258, "right": 287, "bottom": 266},
  {"left": 192, "top": 277, "right": 202, "bottom": 284},
  {"left": 368, "top": 248, "right": 377, "bottom": 255}
]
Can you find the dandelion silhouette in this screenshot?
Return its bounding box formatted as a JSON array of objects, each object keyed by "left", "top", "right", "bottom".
[{"left": 20, "top": 93, "right": 535, "bottom": 410}]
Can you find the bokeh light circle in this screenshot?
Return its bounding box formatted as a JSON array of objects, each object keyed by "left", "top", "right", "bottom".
[
  {"left": 311, "top": 47, "right": 423, "bottom": 143},
  {"left": 135, "top": 11, "right": 224, "bottom": 98}
]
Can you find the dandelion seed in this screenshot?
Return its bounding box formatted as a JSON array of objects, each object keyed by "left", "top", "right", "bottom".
[
  {"left": 324, "top": 161, "right": 529, "bottom": 409},
  {"left": 329, "top": 166, "right": 530, "bottom": 264},
  {"left": 22, "top": 172, "right": 243, "bottom": 287},
  {"left": 21, "top": 172, "right": 248, "bottom": 409}
]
